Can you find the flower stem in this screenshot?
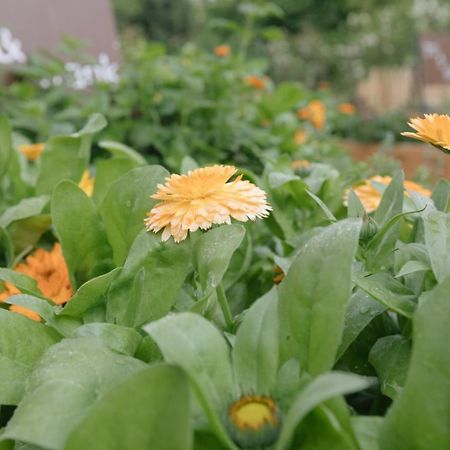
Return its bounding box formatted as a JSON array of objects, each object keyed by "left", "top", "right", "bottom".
[{"left": 216, "top": 283, "right": 233, "bottom": 330}]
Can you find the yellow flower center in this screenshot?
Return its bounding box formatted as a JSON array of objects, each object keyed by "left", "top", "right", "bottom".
[{"left": 229, "top": 396, "right": 278, "bottom": 430}]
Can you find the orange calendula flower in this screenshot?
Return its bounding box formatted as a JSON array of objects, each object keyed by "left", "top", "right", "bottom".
[
  {"left": 349, "top": 175, "right": 431, "bottom": 213},
  {"left": 145, "top": 165, "right": 271, "bottom": 243},
  {"left": 273, "top": 266, "right": 285, "bottom": 284},
  {"left": 401, "top": 114, "right": 450, "bottom": 154},
  {"left": 79, "top": 170, "right": 94, "bottom": 197},
  {"left": 294, "top": 130, "right": 307, "bottom": 145},
  {"left": 292, "top": 159, "right": 311, "bottom": 170},
  {"left": 297, "top": 100, "right": 325, "bottom": 129},
  {"left": 214, "top": 44, "right": 231, "bottom": 57},
  {"left": 0, "top": 243, "right": 72, "bottom": 321},
  {"left": 244, "top": 75, "right": 266, "bottom": 90},
  {"left": 339, "top": 103, "right": 356, "bottom": 115},
  {"left": 19, "top": 143, "right": 45, "bottom": 161}
]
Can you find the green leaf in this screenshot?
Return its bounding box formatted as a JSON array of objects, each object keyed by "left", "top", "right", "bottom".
[
  {"left": 279, "top": 219, "right": 361, "bottom": 374},
  {"left": 352, "top": 416, "right": 383, "bottom": 450},
  {"left": 0, "top": 197, "right": 49, "bottom": 229},
  {"left": 374, "top": 172, "right": 404, "bottom": 226},
  {"left": 0, "top": 115, "right": 12, "bottom": 180},
  {"left": 74, "top": 323, "right": 143, "bottom": 356},
  {"left": 423, "top": 210, "right": 450, "bottom": 283},
  {"left": 5, "top": 294, "right": 55, "bottom": 321},
  {"left": 65, "top": 364, "right": 191, "bottom": 450},
  {"left": 59, "top": 268, "right": 120, "bottom": 317},
  {"left": 347, "top": 190, "right": 366, "bottom": 218},
  {"left": 380, "top": 276, "right": 450, "bottom": 450},
  {"left": 369, "top": 335, "right": 411, "bottom": 400},
  {"left": 194, "top": 225, "right": 246, "bottom": 292},
  {"left": 52, "top": 180, "right": 113, "bottom": 286},
  {"left": 233, "top": 287, "right": 278, "bottom": 394},
  {"left": 2, "top": 338, "right": 146, "bottom": 449},
  {"left": 98, "top": 140, "right": 147, "bottom": 166},
  {"left": 99, "top": 165, "right": 168, "bottom": 266},
  {"left": 0, "top": 268, "right": 42, "bottom": 297},
  {"left": 352, "top": 273, "right": 416, "bottom": 319},
  {"left": 431, "top": 179, "right": 450, "bottom": 212},
  {"left": 144, "top": 312, "right": 237, "bottom": 449},
  {"left": 305, "top": 189, "right": 337, "bottom": 222},
  {"left": 337, "top": 290, "right": 386, "bottom": 360},
  {"left": 275, "top": 372, "right": 370, "bottom": 450},
  {"left": 92, "top": 158, "right": 139, "bottom": 205},
  {"left": 35, "top": 136, "right": 87, "bottom": 195},
  {"left": 72, "top": 113, "right": 107, "bottom": 137},
  {"left": 0, "top": 309, "right": 60, "bottom": 405},
  {"left": 395, "top": 260, "right": 430, "bottom": 278},
  {"left": 106, "top": 231, "right": 190, "bottom": 328}
]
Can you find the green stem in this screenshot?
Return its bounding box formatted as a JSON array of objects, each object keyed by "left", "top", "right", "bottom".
[{"left": 216, "top": 283, "right": 233, "bottom": 329}]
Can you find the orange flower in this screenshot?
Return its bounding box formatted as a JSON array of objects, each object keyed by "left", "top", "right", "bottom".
[
  {"left": 348, "top": 176, "right": 431, "bottom": 213},
  {"left": 401, "top": 114, "right": 450, "bottom": 154},
  {"left": 145, "top": 165, "right": 271, "bottom": 243},
  {"left": 244, "top": 75, "right": 266, "bottom": 90},
  {"left": 297, "top": 100, "right": 325, "bottom": 129},
  {"left": 0, "top": 243, "right": 72, "bottom": 321},
  {"left": 19, "top": 143, "right": 45, "bottom": 161},
  {"left": 294, "top": 130, "right": 307, "bottom": 145},
  {"left": 292, "top": 159, "right": 311, "bottom": 170},
  {"left": 79, "top": 170, "right": 94, "bottom": 197},
  {"left": 339, "top": 103, "right": 356, "bottom": 115},
  {"left": 214, "top": 45, "right": 231, "bottom": 57}
]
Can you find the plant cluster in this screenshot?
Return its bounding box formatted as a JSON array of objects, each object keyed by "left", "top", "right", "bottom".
[{"left": 0, "top": 104, "right": 449, "bottom": 450}]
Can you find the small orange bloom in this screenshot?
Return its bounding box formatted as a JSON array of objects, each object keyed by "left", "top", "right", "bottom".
[
  {"left": 244, "top": 75, "right": 266, "bottom": 90},
  {"left": 292, "top": 159, "right": 311, "bottom": 170},
  {"left": 294, "top": 130, "right": 307, "bottom": 145},
  {"left": 0, "top": 243, "right": 73, "bottom": 321},
  {"left": 214, "top": 45, "right": 231, "bottom": 57},
  {"left": 339, "top": 103, "right": 356, "bottom": 115},
  {"left": 145, "top": 165, "right": 271, "bottom": 243},
  {"left": 297, "top": 100, "right": 325, "bottom": 129},
  {"left": 79, "top": 170, "right": 94, "bottom": 197},
  {"left": 347, "top": 175, "right": 431, "bottom": 213},
  {"left": 402, "top": 114, "right": 450, "bottom": 154},
  {"left": 19, "top": 143, "right": 45, "bottom": 161}
]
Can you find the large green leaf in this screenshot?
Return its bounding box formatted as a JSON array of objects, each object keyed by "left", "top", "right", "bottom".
[
  {"left": 337, "top": 290, "right": 386, "bottom": 360},
  {"left": 106, "top": 231, "right": 190, "bottom": 328},
  {"left": 232, "top": 287, "right": 278, "bottom": 394},
  {"left": 369, "top": 335, "right": 411, "bottom": 400},
  {"left": 0, "top": 268, "right": 42, "bottom": 297},
  {"left": 275, "top": 372, "right": 370, "bottom": 450},
  {"left": 0, "top": 309, "right": 60, "bottom": 405},
  {"left": 92, "top": 158, "right": 139, "bottom": 205},
  {"left": 98, "top": 140, "right": 147, "bottom": 166},
  {"left": 352, "top": 273, "right": 416, "bottom": 319},
  {"left": 144, "top": 312, "right": 237, "bottom": 450},
  {"left": 65, "top": 364, "right": 191, "bottom": 450},
  {"left": 1, "top": 338, "right": 146, "bottom": 449},
  {"left": 0, "top": 115, "right": 12, "bottom": 180},
  {"left": 194, "top": 224, "right": 246, "bottom": 292},
  {"left": 352, "top": 416, "right": 383, "bottom": 450},
  {"left": 0, "top": 197, "right": 49, "bottom": 229},
  {"left": 279, "top": 219, "right": 361, "bottom": 375},
  {"left": 59, "top": 268, "right": 120, "bottom": 317},
  {"left": 423, "top": 210, "right": 450, "bottom": 283},
  {"left": 380, "top": 276, "right": 450, "bottom": 449},
  {"left": 99, "top": 165, "right": 168, "bottom": 266},
  {"left": 52, "top": 180, "right": 113, "bottom": 286},
  {"left": 35, "top": 136, "right": 87, "bottom": 195},
  {"left": 74, "top": 323, "right": 143, "bottom": 356}
]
